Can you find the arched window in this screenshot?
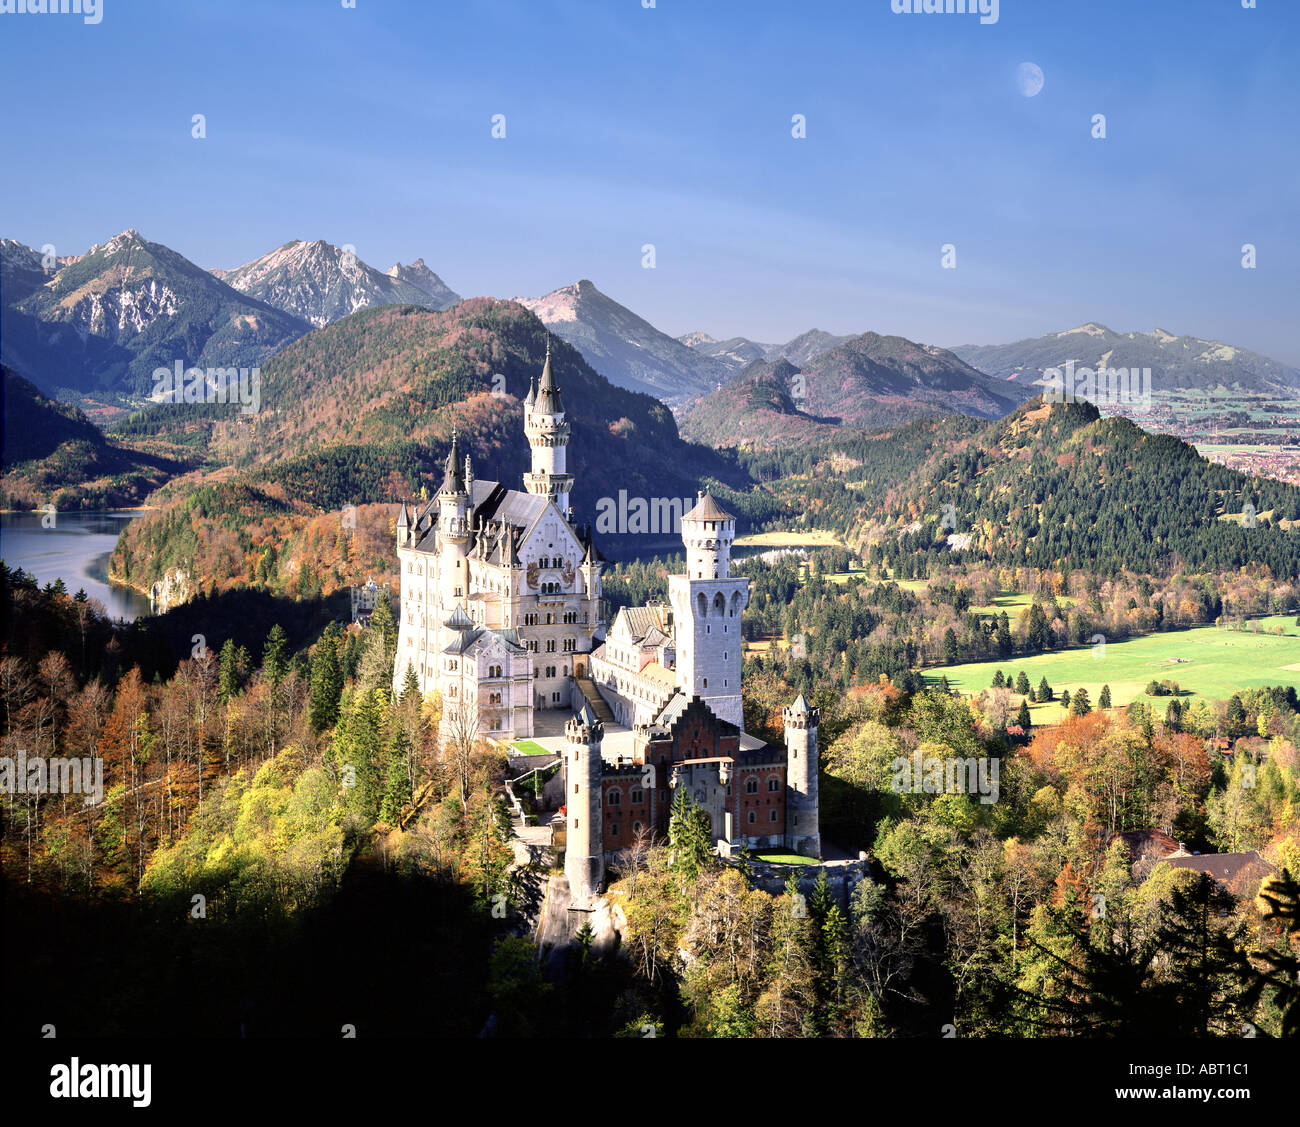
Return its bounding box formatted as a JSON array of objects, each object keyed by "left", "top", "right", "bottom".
[
  {"left": 713, "top": 592, "right": 725, "bottom": 616},
  {"left": 768, "top": 778, "right": 779, "bottom": 792},
  {"left": 745, "top": 778, "right": 758, "bottom": 794}
]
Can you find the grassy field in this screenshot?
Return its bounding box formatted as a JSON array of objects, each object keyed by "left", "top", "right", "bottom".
[
  {"left": 926, "top": 615, "right": 1300, "bottom": 715},
  {"left": 734, "top": 529, "right": 845, "bottom": 548}
]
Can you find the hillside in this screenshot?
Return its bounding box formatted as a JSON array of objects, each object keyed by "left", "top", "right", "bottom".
[
  {"left": 677, "top": 358, "right": 847, "bottom": 448},
  {"left": 517, "top": 279, "right": 729, "bottom": 401},
  {"left": 876, "top": 398, "right": 1300, "bottom": 578},
  {"left": 107, "top": 299, "right": 779, "bottom": 599},
  {"left": 0, "top": 366, "right": 190, "bottom": 509},
  {"left": 952, "top": 323, "right": 1300, "bottom": 394},
  {"left": 213, "top": 240, "right": 460, "bottom": 327},
  {"left": 678, "top": 331, "right": 1027, "bottom": 447},
  {"left": 2, "top": 230, "right": 310, "bottom": 401}
]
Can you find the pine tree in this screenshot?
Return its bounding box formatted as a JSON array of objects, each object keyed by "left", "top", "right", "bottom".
[
  {"left": 217, "top": 638, "right": 240, "bottom": 703},
  {"left": 1098, "top": 684, "right": 1112, "bottom": 709},
  {"left": 992, "top": 669, "right": 1005, "bottom": 689},
  {"left": 1038, "top": 676, "right": 1053, "bottom": 702},
  {"left": 1016, "top": 700, "right": 1031, "bottom": 729},
  {"left": 262, "top": 624, "right": 289, "bottom": 689},
  {"left": 668, "top": 786, "right": 712, "bottom": 882},
  {"left": 309, "top": 621, "right": 345, "bottom": 732},
  {"left": 1070, "top": 687, "right": 1091, "bottom": 716},
  {"left": 1015, "top": 671, "right": 1030, "bottom": 695},
  {"left": 1060, "top": 689, "right": 1071, "bottom": 710}
]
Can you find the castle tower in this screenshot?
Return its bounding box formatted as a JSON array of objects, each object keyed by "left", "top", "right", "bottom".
[
  {"left": 667, "top": 492, "right": 748, "bottom": 728},
  {"left": 565, "top": 702, "right": 604, "bottom": 907},
  {"left": 437, "top": 431, "right": 471, "bottom": 611},
  {"left": 783, "top": 694, "right": 820, "bottom": 859},
  {"left": 523, "top": 338, "right": 575, "bottom": 519}
]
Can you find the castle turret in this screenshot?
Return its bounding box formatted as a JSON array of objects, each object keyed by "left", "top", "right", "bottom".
[
  {"left": 438, "top": 432, "right": 471, "bottom": 610},
  {"left": 523, "top": 338, "right": 575, "bottom": 519},
  {"left": 667, "top": 492, "right": 748, "bottom": 728},
  {"left": 565, "top": 701, "right": 604, "bottom": 907},
  {"left": 783, "top": 694, "right": 820, "bottom": 859}
]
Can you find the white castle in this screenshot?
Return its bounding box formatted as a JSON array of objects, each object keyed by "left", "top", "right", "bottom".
[{"left": 392, "top": 342, "right": 819, "bottom": 881}]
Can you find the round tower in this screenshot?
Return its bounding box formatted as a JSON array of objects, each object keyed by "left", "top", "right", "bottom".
[
  {"left": 523, "top": 338, "right": 575, "bottom": 518},
  {"left": 667, "top": 492, "right": 748, "bottom": 728},
  {"left": 437, "top": 432, "right": 471, "bottom": 609},
  {"left": 681, "top": 490, "right": 735, "bottom": 580},
  {"left": 565, "top": 701, "right": 604, "bottom": 907},
  {"left": 783, "top": 694, "right": 820, "bottom": 859}
]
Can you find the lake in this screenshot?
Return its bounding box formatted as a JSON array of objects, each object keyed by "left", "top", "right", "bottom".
[{"left": 0, "top": 510, "right": 153, "bottom": 621}]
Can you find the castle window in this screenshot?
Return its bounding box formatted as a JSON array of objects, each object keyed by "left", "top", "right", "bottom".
[
  {"left": 703, "top": 678, "right": 708, "bottom": 688},
  {"left": 768, "top": 778, "right": 779, "bottom": 792},
  {"left": 630, "top": 788, "right": 643, "bottom": 803},
  {"left": 633, "top": 822, "right": 642, "bottom": 834},
  {"left": 610, "top": 823, "right": 619, "bottom": 837},
  {"left": 608, "top": 791, "right": 620, "bottom": 806},
  {"left": 574, "top": 784, "right": 579, "bottom": 795},
  {"left": 770, "top": 809, "right": 778, "bottom": 823},
  {"left": 747, "top": 811, "right": 756, "bottom": 825},
  {"left": 746, "top": 779, "right": 758, "bottom": 794}
]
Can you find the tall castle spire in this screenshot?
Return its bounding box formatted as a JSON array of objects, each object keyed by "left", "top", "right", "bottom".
[{"left": 523, "top": 334, "right": 575, "bottom": 518}]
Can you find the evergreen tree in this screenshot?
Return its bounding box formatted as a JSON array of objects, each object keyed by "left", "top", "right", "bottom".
[
  {"left": 668, "top": 786, "right": 713, "bottom": 882},
  {"left": 262, "top": 623, "right": 289, "bottom": 689},
  {"left": 1016, "top": 700, "right": 1031, "bottom": 730},
  {"left": 217, "top": 638, "right": 240, "bottom": 703},
  {"left": 1060, "top": 689, "right": 1071, "bottom": 710},
  {"left": 1070, "top": 687, "right": 1091, "bottom": 716},
  {"left": 992, "top": 670, "right": 1005, "bottom": 689},
  {"left": 942, "top": 628, "right": 959, "bottom": 665},
  {"left": 1038, "top": 676, "right": 1053, "bottom": 702},
  {"left": 1098, "top": 684, "right": 1112, "bottom": 709},
  {"left": 309, "top": 621, "right": 345, "bottom": 732},
  {"left": 1015, "top": 671, "right": 1031, "bottom": 696}
]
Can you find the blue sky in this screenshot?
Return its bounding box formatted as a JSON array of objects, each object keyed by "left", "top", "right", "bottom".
[{"left": 2, "top": 0, "right": 1297, "bottom": 364}]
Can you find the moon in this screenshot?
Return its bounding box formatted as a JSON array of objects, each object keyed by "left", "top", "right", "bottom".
[{"left": 1017, "top": 62, "right": 1044, "bottom": 97}]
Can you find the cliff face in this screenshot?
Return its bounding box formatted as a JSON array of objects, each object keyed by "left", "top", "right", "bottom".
[{"left": 147, "top": 566, "right": 194, "bottom": 613}]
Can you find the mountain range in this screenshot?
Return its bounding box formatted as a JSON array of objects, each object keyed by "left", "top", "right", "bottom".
[
  {"left": 677, "top": 333, "right": 1029, "bottom": 448},
  {"left": 212, "top": 239, "right": 459, "bottom": 327},
  {"left": 0, "top": 232, "right": 459, "bottom": 404},
  {"left": 679, "top": 328, "right": 854, "bottom": 371},
  {"left": 951, "top": 323, "right": 1300, "bottom": 395},
  {"left": 517, "top": 279, "right": 730, "bottom": 402}
]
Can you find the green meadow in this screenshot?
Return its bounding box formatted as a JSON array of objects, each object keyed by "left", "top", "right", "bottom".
[{"left": 926, "top": 615, "right": 1300, "bottom": 715}]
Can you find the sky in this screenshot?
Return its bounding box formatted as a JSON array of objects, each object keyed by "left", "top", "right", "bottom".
[{"left": 2, "top": 0, "right": 1297, "bottom": 365}]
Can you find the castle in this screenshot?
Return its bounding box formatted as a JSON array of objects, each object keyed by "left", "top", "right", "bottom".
[{"left": 392, "top": 342, "right": 820, "bottom": 901}]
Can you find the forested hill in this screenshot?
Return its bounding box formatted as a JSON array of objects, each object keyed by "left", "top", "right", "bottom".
[
  {"left": 108, "top": 300, "right": 775, "bottom": 599},
  {"left": 884, "top": 398, "right": 1300, "bottom": 578}
]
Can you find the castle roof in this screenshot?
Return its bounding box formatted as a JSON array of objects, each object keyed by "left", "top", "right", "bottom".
[
  {"left": 444, "top": 604, "right": 474, "bottom": 631},
  {"left": 535, "top": 338, "right": 564, "bottom": 415},
  {"left": 438, "top": 432, "right": 466, "bottom": 496},
  {"left": 684, "top": 492, "right": 734, "bottom": 523},
  {"left": 442, "top": 623, "right": 528, "bottom": 658},
  {"left": 573, "top": 700, "right": 598, "bottom": 727},
  {"left": 788, "top": 693, "right": 812, "bottom": 715},
  {"left": 614, "top": 604, "right": 672, "bottom": 644},
  {"left": 524, "top": 373, "right": 536, "bottom": 408}
]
